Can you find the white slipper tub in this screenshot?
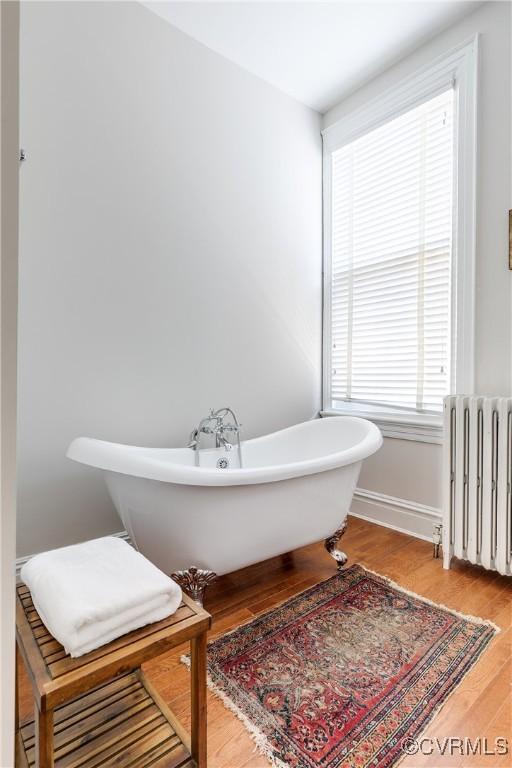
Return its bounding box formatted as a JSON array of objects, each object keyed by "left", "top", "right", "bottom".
[{"left": 67, "top": 417, "right": 381, "bottom": 601}]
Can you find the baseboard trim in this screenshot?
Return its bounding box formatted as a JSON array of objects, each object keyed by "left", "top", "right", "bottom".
[
  {"left": 351, "top": 488, "right": 442, "bottom": 543},
  {"left": 15, "top": 531, "right": 130, "bottom": 581},
  {"left": 16, "top": 492, "right": 440, "bottom": 579}
]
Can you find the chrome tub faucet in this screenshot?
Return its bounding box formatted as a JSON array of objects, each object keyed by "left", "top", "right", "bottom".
[{"left": 187, "top": 408, "right": 242, "bottom": 467}]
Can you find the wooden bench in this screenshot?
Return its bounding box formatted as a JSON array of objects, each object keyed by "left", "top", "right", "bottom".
[{"left": 15, "top": 583, "right": 211, "bottom": 768}]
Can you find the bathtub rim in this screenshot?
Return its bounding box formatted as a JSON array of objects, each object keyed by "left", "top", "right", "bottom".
[{"left": 67, "top": 416, "right": 382, "bottom": 487}]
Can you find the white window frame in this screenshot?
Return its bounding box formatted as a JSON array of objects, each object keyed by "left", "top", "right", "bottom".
[{"left": 321, "top": 37, "right": 478, "bottom": 444}]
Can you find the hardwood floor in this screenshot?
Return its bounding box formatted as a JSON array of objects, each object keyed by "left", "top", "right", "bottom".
[{"left": 17, "top": 517, "right": 512, "bottom": 767}]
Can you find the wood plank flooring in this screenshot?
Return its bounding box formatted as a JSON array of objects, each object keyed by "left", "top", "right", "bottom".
[{"left": 17, "top": 517, "right": 512, "bottom": 768}]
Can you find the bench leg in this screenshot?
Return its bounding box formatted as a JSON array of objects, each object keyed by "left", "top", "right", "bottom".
[
  {"left": 190, "top": 632, "right": 207, "bottom": 768},
  {"left": 35, "top": 705, "right": 53, "bottom": 768},
  {"left": 15, "top": 645, "right": 19, "bottom": 732}
]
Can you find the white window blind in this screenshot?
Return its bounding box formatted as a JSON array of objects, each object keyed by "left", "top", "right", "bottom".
[{"left": 329, "top": 88, "right": 454, "bottom": 415}]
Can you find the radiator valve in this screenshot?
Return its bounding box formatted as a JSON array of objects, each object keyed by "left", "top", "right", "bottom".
[{"left": 432, "top": 523, "right": 443, "bottom": 559}]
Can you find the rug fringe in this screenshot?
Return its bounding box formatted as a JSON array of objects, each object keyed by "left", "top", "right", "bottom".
[
  {"left": 359, "top": 564, "right": 501, "bottom": 633},
  {"left": 180, "top": 654, "right": 288, "bottom": 768}
]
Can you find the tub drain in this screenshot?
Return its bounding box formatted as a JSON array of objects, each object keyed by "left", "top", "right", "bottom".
[{"left": 216, "top": 457, "right": 230, "bottom": 469}]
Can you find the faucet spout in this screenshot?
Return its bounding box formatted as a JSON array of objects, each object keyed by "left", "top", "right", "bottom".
[{"left": 217, "top": 435, "right": 233, "bottom": 451}]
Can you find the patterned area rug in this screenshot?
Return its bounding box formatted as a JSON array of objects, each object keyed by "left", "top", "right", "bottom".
[{"left": 189, "top": 564, "right": 497, "bottom": 768}]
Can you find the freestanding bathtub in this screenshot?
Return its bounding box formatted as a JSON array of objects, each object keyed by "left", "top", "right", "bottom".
[{"left": 67, "top": 416, "right": 382, "bottom": 601}]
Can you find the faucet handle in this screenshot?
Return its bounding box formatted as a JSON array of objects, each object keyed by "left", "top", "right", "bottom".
[{"left": 187, "top": 428, "right": 199, "bottom": 449}]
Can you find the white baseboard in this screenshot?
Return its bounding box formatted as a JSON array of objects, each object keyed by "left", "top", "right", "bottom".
[
  {"left": 350, "top": 488, "right": 442, "bottom": 542},
  {"left": 16, "top": 492, "right": 439, "bottom": 581},
  {"left": 15, "top": 531, "right": 130, "bottom": 581}
]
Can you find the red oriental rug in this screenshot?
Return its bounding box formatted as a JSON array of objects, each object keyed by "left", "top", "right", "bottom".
[{"left": 194, "top": 564, "right": 497, "bottom": 768}]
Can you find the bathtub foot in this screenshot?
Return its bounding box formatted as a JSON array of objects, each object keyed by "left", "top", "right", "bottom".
[
  {"left": 171, "top": 566, "right": 217, "bottom": 606},
  {"left": 324, "top": 520, "right": 348, "bottom": 570}
]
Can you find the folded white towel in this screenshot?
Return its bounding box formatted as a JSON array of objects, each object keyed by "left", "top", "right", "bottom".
[{"left": 20, "top": 536, "right": 182, "bottom": 657}]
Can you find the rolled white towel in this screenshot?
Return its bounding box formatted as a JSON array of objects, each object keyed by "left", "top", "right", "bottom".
[{"left": 20, "top": 536, "right": 182, "bottom": 657}]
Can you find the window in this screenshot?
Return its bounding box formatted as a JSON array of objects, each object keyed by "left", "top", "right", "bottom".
[
  {"left": 331, "top": 89, "right": 453, "bottom": 414},
  {"left": 322, "top": 40, "right": 477, "bottom": 442}
]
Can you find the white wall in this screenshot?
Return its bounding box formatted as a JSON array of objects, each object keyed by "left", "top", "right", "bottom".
[
  {"left": 324, "top": 1, "right": 511, "bottom": 533},
  {"left": 17, "top": 1, "right": 322, "bottom": 556},
  {"left": 1, "top": 2, "right": 19, "bottom": 762}
]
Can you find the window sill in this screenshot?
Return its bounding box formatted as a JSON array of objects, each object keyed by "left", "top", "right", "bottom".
[{"left": 320, "top": 405, "right": 443, "bottom": 444}]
